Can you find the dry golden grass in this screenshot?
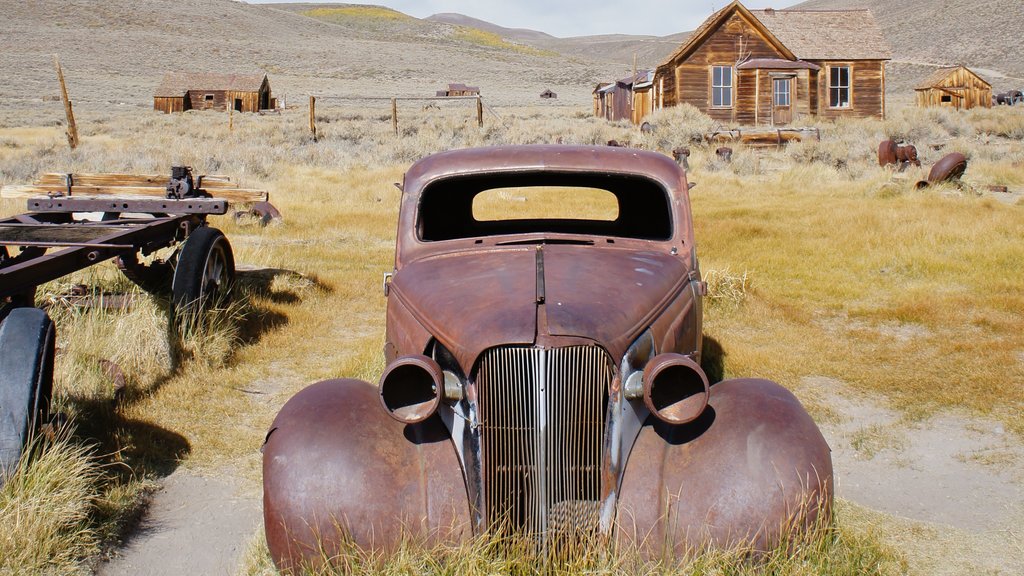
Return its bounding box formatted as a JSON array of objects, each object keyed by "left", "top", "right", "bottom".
[
  {"left": 0, "top": 429, "right": 101, "bottom": 574},
  {"left": 236, "top": 498, "right": 903, "bottom": 576},
  {"left": 0, "top": 102, "right": 1022, "bottom": 572}
]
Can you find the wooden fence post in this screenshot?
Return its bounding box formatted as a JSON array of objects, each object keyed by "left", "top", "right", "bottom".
[
  {"left": 477, "top": 96, "right": 484, "bottom": 128},
  {"left": 391, "top": 98, "right": 398, "bottom": 135},
  {"left": 228, "top": 99, "right": 234, "bottom": 132},
  {"left": 309, "top": 95, "right": 317, "bottom": 141},
  {"left": 53, "top": 55, "right": 79, "bottom": 150}
]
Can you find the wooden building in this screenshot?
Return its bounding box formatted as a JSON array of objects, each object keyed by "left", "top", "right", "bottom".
[
  {"left": 154, "top": 73, "right": 272, "bottom": 114},
  {"left": 915, "top": 66, "right": 992, "bottom": 110},
  {"left": 540, "top": 89, "right": 558, "bottom": 99},
  {"left": 653, "top": 1, "right": 891, "bottom": 125},
  {"left": 593, "top": 71, "right": 653, "bottom": 123},
  {"left": 436, "top": 83, "right": 480, "bottom": 97}
]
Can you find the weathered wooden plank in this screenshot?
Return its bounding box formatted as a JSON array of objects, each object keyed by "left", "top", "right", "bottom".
[{"left": 37, "top": 173, "right": 234, "bottom": 187}]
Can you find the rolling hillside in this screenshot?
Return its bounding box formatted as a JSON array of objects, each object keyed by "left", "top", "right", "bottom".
[
  {"left": 794, "top": 0, "right": 1024, "bottom": 91},
  {"left": 0, "top": 0, "right": 617, "bottom": 110}
]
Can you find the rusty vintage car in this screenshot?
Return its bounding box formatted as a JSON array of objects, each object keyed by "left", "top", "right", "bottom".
[{"left": 262, "top": 145, "right": 832, "bottom": 569}]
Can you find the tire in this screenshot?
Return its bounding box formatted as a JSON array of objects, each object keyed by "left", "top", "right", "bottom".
[
  {"left": 0, "top": 308, "right": 55, "bottom": 482},
  {"left": 170, "top": 227, "right": 235, "bottom": 334}
]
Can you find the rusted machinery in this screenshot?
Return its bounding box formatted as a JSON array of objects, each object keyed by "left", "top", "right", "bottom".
[
  {"left": 0, "top": 168, "right": 271, "bottom": 483},
  {"left": 878, "top": 139, "right": 921, "bottom": 170}
]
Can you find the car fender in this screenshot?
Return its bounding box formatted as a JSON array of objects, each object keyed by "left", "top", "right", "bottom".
[
  {"left": 616, "top": 378, "right": 832, "bottom": 556},
  {"left": 262, "top": 378, "right": 470, "bottom": 572}
]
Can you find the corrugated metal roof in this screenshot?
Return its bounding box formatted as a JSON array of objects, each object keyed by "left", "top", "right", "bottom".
[
  {"left": 750, "top": 8, "right": 892, "bottom": 61},
  {"left": 154, "top": 73, "right": 267, "bottom": 97}
]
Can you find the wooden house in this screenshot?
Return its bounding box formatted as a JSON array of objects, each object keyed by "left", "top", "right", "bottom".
[
  {"left": 154, "top": 73, "right": 272, "bottom": 114},
  {"left": 915, "top": 66, "right": 992, "bottom": 110},
  {"left": 438, "top": 83, "right": 480, "bottom": 97},
  {"left": 540, "top": 89, "right": 558, "bottom": 99},
  {"left": 593, "top": 71, "right": 653, "bottom": 123},
  {"left": 653, "top": 1, "right": 891, "bottom": 125}
]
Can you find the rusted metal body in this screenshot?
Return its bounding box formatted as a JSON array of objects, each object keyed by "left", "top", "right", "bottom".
[
  {"left": 878, "top": 139, "right": 920, "bottom": 170},
  {"left": 263, "top": 145, "right": 832, "bottom": 570}
]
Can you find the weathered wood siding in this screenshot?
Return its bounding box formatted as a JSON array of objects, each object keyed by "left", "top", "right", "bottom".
[
  {"left": 153, "top": 97, "right": 186, "bottom": 114},
  {"left": 809, "top": 60, "right": 886, "bottom": 120},
  {"left": 185, "top": 90, "right": 264, "bottom": 112},
  {"left": 661, "top": 12, "right": 790, "bottom": 123},
  {"left": 916, "top": 68, "right": 992, "bottom": 110}
]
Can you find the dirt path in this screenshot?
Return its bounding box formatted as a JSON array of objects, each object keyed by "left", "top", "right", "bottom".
[
  {"left": 95, "top": 376, "right": 1023, "bottom": 575},
  {"left": 97, "top": 471, "right": 260, "bottom": 576}
]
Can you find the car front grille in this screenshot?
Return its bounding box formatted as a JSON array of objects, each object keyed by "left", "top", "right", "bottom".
[{"left": 476, "top": 345, "right": 612, "bottom": 539}]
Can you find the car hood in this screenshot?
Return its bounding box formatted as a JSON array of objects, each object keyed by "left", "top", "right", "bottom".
[{"left": 389, "top": 245, "right": 689, "bottom": 370}]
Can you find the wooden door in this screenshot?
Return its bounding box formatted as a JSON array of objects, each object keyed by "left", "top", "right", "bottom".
[{"left": 772, "top": 77, "right": 792, "bottom": 125}]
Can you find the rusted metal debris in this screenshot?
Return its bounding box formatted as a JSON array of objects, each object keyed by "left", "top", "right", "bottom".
[
  {"left": 878, "top": 139, "right": 921, "bottom": 170},
  {"left": 916, "top": 152, "right": 968, "bottom": 189},
  {"left": 233, "top": 201, "right": 282, "bottom": 227},
  {"left": 672, "top": 147, "right": 690, "bottom": 169},
  {"left": 262, "top": 145, "right": 832, "bottom": 570},
  {"left": 994, "top": 90, "right": 1023, "bottom": 105}
]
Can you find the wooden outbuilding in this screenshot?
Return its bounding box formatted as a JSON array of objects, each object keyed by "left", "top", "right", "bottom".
[
  {"left": 154, "top": 73, "right": 273, "bottom": 114},
  {"left": 540, "top": 89, "right": 558, "bottom": 99},
  {"left": 593, "top": 71, "right": 653, "bottom": 123},
  {"left": 652, "top": 1, "right": 892, "bottom": 125},
  {"left": 915, "top": 66, "right": 992, "bottom": 110}
]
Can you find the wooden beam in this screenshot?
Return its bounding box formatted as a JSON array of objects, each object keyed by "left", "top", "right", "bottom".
[
  {"left": 36, "top": 173, "right": 235, "bottom": 188},
  {"left": 476, "top": 96, "right": 483, "bottom": 128},
  {"left": 391, "top": 98, "right": 398, "bottom": 135},
  {"left": 309, "top": 95, "right": 317, "bottom": 141},
  {"left": 53, "top": 55, "right": 79, "bottom": 150}
]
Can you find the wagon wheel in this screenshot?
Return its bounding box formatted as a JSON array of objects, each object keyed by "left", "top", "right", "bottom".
[
  {"left": 0, "top": 308, "right": 55, "bottom": 484},
  {"left": 169, "top": 226, "right": 235, "bottom": 336}
]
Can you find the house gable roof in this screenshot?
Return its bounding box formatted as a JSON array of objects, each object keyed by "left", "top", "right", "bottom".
[
  {"left": 914, "top": 66, "right": 992, "bottom": 90},
  {"left": 659, "top": 1, "right": 795, "bottom": 68},
  {"left": 750, "top": 8, "right": 892, "bottom": 61},
  {"left": 659, "top": 1, "right": 892, "bottom": 69},
  {"left": 154, "top": 73, "right": 267, "bottom": 97}
]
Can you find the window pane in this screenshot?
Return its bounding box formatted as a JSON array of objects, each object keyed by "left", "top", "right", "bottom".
[
  {"left": 840, "top": 67, "right": 849, "bottom": 86},
  {"left": 722, "top": 67, "right": 731, "bottom": 87},
  {"left": 713, "top": 66, "right": 721, "bottom": 85}
]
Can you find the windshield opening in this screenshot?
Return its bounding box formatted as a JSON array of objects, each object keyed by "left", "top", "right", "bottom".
[{"left": 418, "top": 172, "right": 672, "bottom": 242}]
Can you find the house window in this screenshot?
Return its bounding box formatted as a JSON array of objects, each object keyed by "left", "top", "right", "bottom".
[
  {"left": 829, "top": 66, "right": 851, "bottom": 108},
  {"left": 204, "top": 94, "right": 214, "bottom": 102},
  {"left": 712, "top": 65, "right": 733, "bottom": 108},
  {"left": 774, "top": 78, "right": 791, "bottom": 106},
  {"left": 940, "top": 94, "right": 952, "bottom": 103}
]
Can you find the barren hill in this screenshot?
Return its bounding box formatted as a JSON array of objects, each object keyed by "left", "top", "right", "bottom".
[
  {"left": 794, "top": 0, "right": 1024, "bottom": 91},
  {"left": 0, "top": 0, "right": 616, "bottom": 110}
]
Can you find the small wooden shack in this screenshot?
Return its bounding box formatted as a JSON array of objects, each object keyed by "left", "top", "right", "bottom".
[
  {"left": 540, "top": 89, "right": 558, "bottom": 99},
  {"left": 154, "top": 73, "right": 272, "bottom": 113},
  {"left": 436, "top": 83, "right": 480, "bottom": 97},
  {"left": 593, "top": 71, "right": 653, "bottom": 123},
  {"left": 915, "top": 66, "right": 992, "bottom": 110}
]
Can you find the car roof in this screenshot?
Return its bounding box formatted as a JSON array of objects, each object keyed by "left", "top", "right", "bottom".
[{"left": 402, "top": 145, "right": 685, "bottom": 196}]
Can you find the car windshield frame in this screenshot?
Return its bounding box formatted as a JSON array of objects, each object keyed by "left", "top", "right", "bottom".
[{"left": 415, "top": 172, "right": 675, "bottom": 243}]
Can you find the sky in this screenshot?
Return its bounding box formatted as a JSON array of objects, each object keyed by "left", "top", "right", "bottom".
[{"left": 249, "top": 1, "right": 804, "bottom": 38}]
